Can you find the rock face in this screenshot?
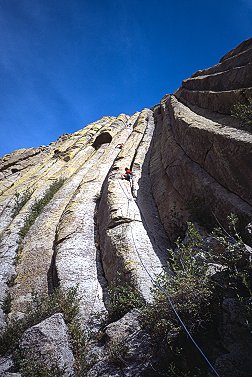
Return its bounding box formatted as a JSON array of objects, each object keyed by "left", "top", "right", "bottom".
[
  {"left": 97, "top": 109, "right": 169, "bottom": 302},
  {"left": 0, "top": 38, "right": 252, "bottom": 376},
  {"left": 153, "top": 38, "right": 252, "bottom": 240},
  {"left": 87, "top": 309, "right": 152, "bottom": 377},
  {"left": 19, "top": 313, "right": 74, "bottom": 376},
  {"left": 212, "top": 298, "right": 252, "bottom": 377}
]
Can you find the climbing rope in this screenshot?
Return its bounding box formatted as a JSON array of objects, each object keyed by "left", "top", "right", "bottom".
[{"left": 117, "top": 177, "right": 221, "bottom": 377}]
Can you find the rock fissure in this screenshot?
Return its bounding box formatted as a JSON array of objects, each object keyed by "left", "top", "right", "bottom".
[
  {"left": 47, "top": 238, "right": 60, "bottom": 294},
  {"left": 131, "top": 112, "right": 171, "bottom": 267},
  {"left": 107, "top": 218, "right": 142, "bottom": 230},
  {"left": 94, "top": 191, "right": 110, "bottom": 312},
  {"left": 203, "top": 143, "right": 214, "bottom": 167}
]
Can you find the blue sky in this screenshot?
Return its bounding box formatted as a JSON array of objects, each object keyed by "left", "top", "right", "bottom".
[{"left": 0, "top": 0, "right": 251, "bottom": 157}]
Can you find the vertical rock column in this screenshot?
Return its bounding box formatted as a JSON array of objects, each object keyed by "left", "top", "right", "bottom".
[
  {"left": 53, "top": 116, "right": 133, "bottom": 329},
  {"left": 98, "top": 109, "right": 166, "bottom": 303},
  {"left": 0, "top": 117, "right": 118, "bottom": 328}
]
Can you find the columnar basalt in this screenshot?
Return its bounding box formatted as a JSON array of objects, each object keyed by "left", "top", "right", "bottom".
[
  {"left": 151, "top": 38, "right": 252, "bottom": 238},
  {"left": 97, "top": 109, "right": 168, "bottom": 302},
  {"left": 0, "top": 38, "right": 252, "bottom": 377}
]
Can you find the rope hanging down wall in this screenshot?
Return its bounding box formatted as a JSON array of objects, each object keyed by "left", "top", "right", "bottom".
[{"left": 118, "top": 177, "right": 221, "bottom": 377}]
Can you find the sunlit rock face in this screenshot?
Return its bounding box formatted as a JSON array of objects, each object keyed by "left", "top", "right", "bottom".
[{"left": 0, "top": 38, "right": 252, "bottom": 376}]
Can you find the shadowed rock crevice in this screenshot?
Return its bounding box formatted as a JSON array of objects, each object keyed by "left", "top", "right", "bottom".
[
  {"left": 149, "top": 103, "right": 188, "bottom": 241},
  {"left": 94, "top": 197, "right": 110, "bottom": 310},
  {"left": 203, "top": 143, "right": 213, "bottom": 167},
  {"left": 47, "top": 239, "right": 60, "bottom": 294},
  {"left": 132, "top": 111, "right": 171, "bottom": 269},
  {"left": 92, "top": 132, "right": 113, "bottom": 150}
]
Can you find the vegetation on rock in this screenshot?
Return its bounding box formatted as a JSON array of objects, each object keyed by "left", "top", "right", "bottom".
[
  {"left": 19, "top": 178, "right": 65, "bottom": 239},
  {"left": 0, "top": 287, "right": 88, "bottom": 377},
  {"left": 17, "top": 357, "right": 66, "bottom": 377},
  {"left": 141, "top": 216, "right": 252, "bottom": 376},
  {"left": 108, "top": 273, "right": 145, "bottom": 321},
  {"left": 12, "top": 189, "right": 33, "bottom": 218},
  {"left": 231, "top": 97, "right": 252, "bottom": 129}
]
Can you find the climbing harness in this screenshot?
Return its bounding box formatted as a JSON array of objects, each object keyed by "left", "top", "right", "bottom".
[{"left": 117, "top": 178, "right": 221, "bottom": 377}]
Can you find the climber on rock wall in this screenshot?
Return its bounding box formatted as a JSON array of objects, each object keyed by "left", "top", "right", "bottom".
[
  {"left": 121, "top": 167, "right": 133, "bottom": 182},
  {"left": 116, "top": 143, "right": 124, "bottom": 149}
]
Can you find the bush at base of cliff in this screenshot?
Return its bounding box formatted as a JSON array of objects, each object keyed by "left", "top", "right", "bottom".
[
  {"left": 141, "top": 274, "right": 213, "bottom": 343},
  {"left": 108, "top": 274, "right": 145, "bottom": 321},
  {"left": 0, "top": 288, "right": 78, "bottom": 354},
  {"left": 0, "top": 287, "right": 88, "bottom": 377},
  {"left": 141, "top": 216, "right": 252, "bottom": 376},
  {"left": 141, "top": 223, "right": 216, "bottom": 376},
  {"left": 16, "top": 356, "right": 66, "bottom": 377},
  {"left": 142, "top": 362, "right": 202, "bottom": 377}
]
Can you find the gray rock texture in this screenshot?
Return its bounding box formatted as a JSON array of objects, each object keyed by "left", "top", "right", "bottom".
[
  {"left": 210, "top": 298, "right": 252, "bottom": 377},
  {"left": 0, "top": 356, "right": 14, "bottom": 376},
  {"left": 87, "top": 309, "right": 152, "bottom": 377},
  {"left": 19, "top": 313, "right": 74, "bottom": 376}
]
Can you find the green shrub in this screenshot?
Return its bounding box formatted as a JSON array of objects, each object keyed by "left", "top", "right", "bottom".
[
  {"left": 141, "top": 223, "right": 213, "bottom": 343},
  {"left": 141, "top": 216, "right": 252, "bottom": 376},
  {"left": 141, "top": 223, "right": 217, "bottom": 375},
  {"left": 0, "top": 287, "right": 88, "bottom": 376},
  {"left": 18, "top": 357, "right": 66, "bottom": 377},
  {"left": 19, "top": 178, "right": 65, "bottom": 239},
  {"left": 231, "top": 97, "right": 252, "bottom": 129},
  {"left": 68, "top": 320, "right": 89, "bottom": 376},
  {"left": 108, "top": 274, "right": 145, "bottom": 321},
  {"left": 142, "top": 274, "right": 213, "bottom": 341},
  {"left": 0, "top": 287, "right": 79, "bottom": 355},
  {"left": 211, "top": 213, "right": 252, "bottom": 294},
  {"left": 149, "top": 362, "right": 202, "bottom": 377},
  {"left": 12, "top": 189, "right": 33, "bottom": 218}
]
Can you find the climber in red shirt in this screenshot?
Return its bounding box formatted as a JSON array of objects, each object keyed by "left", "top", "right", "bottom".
[
  {"left": 121, "top": 167, "right": 133, "bottom": 182},
  {"left": 116, "top": 143, "right": 124, "bottom": 149}
]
